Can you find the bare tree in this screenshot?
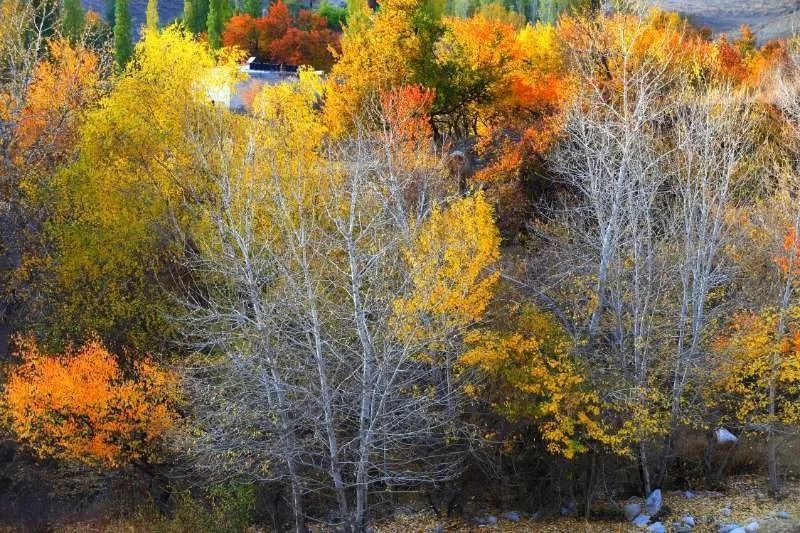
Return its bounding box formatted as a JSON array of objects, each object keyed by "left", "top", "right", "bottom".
[{"left": 176, "top": 94, "right": 481, "bottom": 531}]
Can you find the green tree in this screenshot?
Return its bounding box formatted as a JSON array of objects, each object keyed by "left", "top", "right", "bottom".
[
  {"left": 207, "top": 0, "right": 225, "bottom": 49},
  {"left": 244, "top": 0, "right": 261, "bottom": 17},
  {"left": 62, "top": 0, "right": 85, "bottom": 43},
  {"left": 146, "top": 0, "right": 159, "bottom": 31},
  {"left": 105, "top": 0, "right": 115, "bottom": 23},
  {"left": 114, "top": 0, "right": 132, "bottom": 68}
]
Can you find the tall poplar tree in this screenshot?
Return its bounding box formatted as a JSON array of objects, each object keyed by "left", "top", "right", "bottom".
[
  {"left": 114, "top": 0, "right": 133, "bottom": 68},
  {"left": 146, "top": 0, "right": 159, "bottom": 31},
  {"left": 244, "top": 0, "right": 262, "bottom": 17},
  {"left": 62, "top": 0, "right": 85, "bottom": 42},
  {"left": 207, "top": 0, "right": 224, "bottom": 49},
  {"left": 183, "top": 0, "right": 194, "bottom": 30}
]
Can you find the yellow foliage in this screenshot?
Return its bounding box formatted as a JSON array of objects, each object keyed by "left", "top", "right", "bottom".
[
  {"left": 713, "top": 308, "right": 800, "bottom": 428},
  {"left": 393, "top": 192, "right": 501, "bottom": 339},
  {"left": 462, "top": 305, "right": 617, "bottom": 458}
]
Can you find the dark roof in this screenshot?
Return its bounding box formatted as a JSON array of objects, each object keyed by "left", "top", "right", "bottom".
[{"left": 248, "top": 62, "right": 300, "bottom": 73}]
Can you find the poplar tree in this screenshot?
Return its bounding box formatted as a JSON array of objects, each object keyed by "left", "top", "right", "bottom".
[
  {"left": 62, "top": 0, "right": 85, "bottom": 42},
  {"left": 146, "top": 0, "right": 159, "bottom": 31},
  {"left": 207, "top": 0, "right": 229, "bottom": 49},
  {"left": 114, "top": 0, "right": 133, "bottom": 68},
  {"left": 183, "top": 0, "right": 194, "bottom": 30},
  {"left": 244, "top": 0, "right": 262, "bottom": 17}
]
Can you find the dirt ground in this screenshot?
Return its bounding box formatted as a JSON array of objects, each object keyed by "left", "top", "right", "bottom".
[{"left": 372, "top": 476, "right": 800, "bottom": 533}]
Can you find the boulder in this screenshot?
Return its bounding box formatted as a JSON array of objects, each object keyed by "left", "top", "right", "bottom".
[
  {"left": 501, "top": 511, "right": 520, "bottom": 523},
  {"left": 715, "top": 427, "right": 738, "bottom": 445},
  {"left": 633, "top": 514, "right": 651, "bottom": 527},
  {"left": 647, "top": 522, "right": 666, "bottom": 533},
  {"left": 719, "top": 525, "right": 741, "bottom": 533},
  {"left": 681, "top": 515, "right": 696, "bottom": 528},
  {"left": 744, "top": 521, "right": 759, "bottom": 532},
  {"left": 645, "top": 489, "right": 663, "bottom": 516},
  {"left": 625, "top": 503, "right": 643, "bottom": 521}
]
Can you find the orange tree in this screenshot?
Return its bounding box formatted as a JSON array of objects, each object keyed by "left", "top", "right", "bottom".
[{"left": 3, "top": 336, "right": 178, "bottom": 468}]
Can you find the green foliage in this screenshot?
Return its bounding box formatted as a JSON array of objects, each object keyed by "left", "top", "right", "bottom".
[
  {"left": 318, "top": 1, "right": 346, "bottom": 30},
  {"left": 139, "top": 483, "right": 256, "bottom": 533},
  {"left": 244, "top": 0, "right": 262, "bottom": 18},
  {"left": 61, "top": 0, "right": 85, "bottom": 43},
  {"left": 207, "top": 0, "right": 227, "bottom": 48},
  {"left": 113, "top": 0, "right": 132, "bottom": 67}
]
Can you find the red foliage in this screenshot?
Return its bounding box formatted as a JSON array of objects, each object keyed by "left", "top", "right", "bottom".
[{"left": 221, "top": 1, "right": 340, "bottom": 70}]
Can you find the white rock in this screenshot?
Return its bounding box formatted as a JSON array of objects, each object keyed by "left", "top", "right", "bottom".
[
  {"left": 645, "top": 489, "right": 663, "bottom": 516},
  {"left": 776, "top": 511, "right": 791, "bottom": 519},
  {"left": 715, "top": 427, "right": 738, "bottom": 445},
  {"left": 681, "top": 515, "right": 696, "bottom": 527},
  {"left": 625, "top": 503, "right": 643, "bottom": 521},
  {"left": 647, "top": 522, "right": 666, "bottom": 533},
  {"left": 744, "top": 521, "right": 759, "bottom": 532},
  {"left": 633, "top": 514, "right": 650, "bottom": 527},
  {"left": 501, "top": 511, "right": 520, "bottom": 522},
  {"left": 721, "top": 507, "right": 732, "bottom": 516}
]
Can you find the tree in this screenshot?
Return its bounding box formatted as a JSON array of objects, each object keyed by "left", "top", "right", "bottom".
[
  {"left": 207, "top": 0, "right": 226, "bottom": 49},
  {"left": 146, "top": 0, "right": 159, "bottom": 32},
  {"left": 177, "top": 70, "right": 501, "bottom": 531},
  {"left": 61, "top": 0, "right": 85, "bottom": 43},
  {"left": 3, "top": 336, "right": 178, "bottom": 468},
  {"left": 114, "top": 0, "right": 132, "bottom": 67},
  {"left": 244, "top": 0, "right": 262, "bottom": 17}
]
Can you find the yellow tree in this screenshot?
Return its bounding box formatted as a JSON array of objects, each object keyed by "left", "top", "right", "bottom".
[
  {"left": 461, "top": 304, "right": 617, "bottom": 459},
  {"left": 41, "top": 27, "right": 241, "bottom": 350}
]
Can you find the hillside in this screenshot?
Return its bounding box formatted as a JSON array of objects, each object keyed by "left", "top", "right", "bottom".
[
  {"left": 82, "top": 1, "right": 800, "bottom": 42},
  {"left": 648, "top": 0, "right": 800, "bottom": 42}
]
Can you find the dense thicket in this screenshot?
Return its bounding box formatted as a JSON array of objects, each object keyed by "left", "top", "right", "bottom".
[{"left": 2, "top": 0, "right": 800, "bottom": 531}]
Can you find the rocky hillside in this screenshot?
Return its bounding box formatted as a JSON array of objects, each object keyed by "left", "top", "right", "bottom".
[{"left": 648, "top": 0, "right": 800, "bottom": 42}]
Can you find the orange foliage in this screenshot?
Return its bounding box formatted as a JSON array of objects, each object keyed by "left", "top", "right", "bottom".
[
  {"left": 15, "top": 39, "right": 101, "bottom": 165},
  {"left": 221, "top": 2, "right": 339, "bottom": 70},
  {"left": 379, "top": 85, "right": 435, "bottom": 149},
  {"left": 776, "top": 227, "right": 800, "bottom": 277},
  {"left": 3, "top": 337, "right": 178, "bottom": 468}
]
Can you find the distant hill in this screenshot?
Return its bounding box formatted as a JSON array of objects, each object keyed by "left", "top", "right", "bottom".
[
  {"left": 647, "top": 0, "right": 800, "bottom": 42},
  {"left": 81, "top": 0, "right": 184, "bottom": 32},
  {"left": 82, "top": 0, "right": 800, "bottom": 43}
]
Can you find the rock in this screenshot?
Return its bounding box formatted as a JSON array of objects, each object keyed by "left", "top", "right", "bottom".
[
  {"left": 560, "top": 501, "right": 577, "bottom": 517},
  {"left": 744, "top": 521, "right": 759, "bottom": 532},
  {"left": 721, "top": 507, "right": 732, "bottom": 516},
  {"left": 625, "top": 503, "right": 643, "bottom": 521},
  {"left": 633, "top": 514, "right": 651, "bottom": 527},
  {"left": 776, "top": 511, "right": 791, "bottom": 519},
  {"left": 681, "top": 515, "right": 696, "bottom": 527},
  {"left": 645, "top": 489, "right": 663, "bottom": 516},
  {"left": 429, "top": 525, "right": 445, "bottom": 533},
  {"left": 719, "top": 525, "right": 741, "bottom": 533},
  {"left": 684, "top": 490, "right": 696, "bottom": 499},
  {"left": 730, "top": 528, "right": 746, "bottom": 533},
  {"left": 501, "top": 511, "right": 520, "bottom": 522},
  {"left": 486, "top": 515, "right": 497, "bottom": 525},
  {"left": 715, "top": 427, "right": 739, "bottom": 445},
  {"left": 648, "top": 522, "right": 666, "bottom": 533},
  {"left": 473, "top": 516, "right": 487, "bottom": 525}
]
